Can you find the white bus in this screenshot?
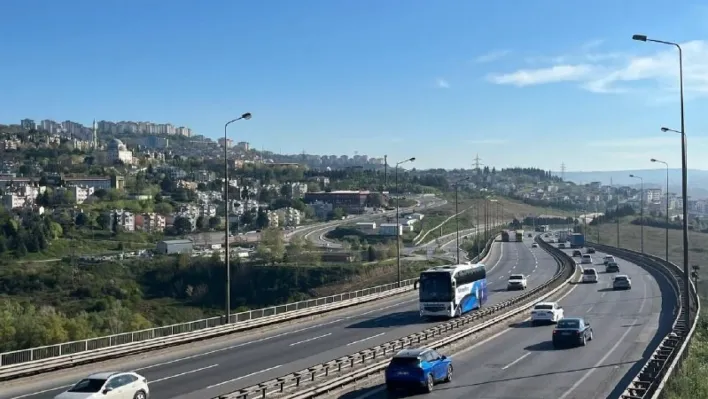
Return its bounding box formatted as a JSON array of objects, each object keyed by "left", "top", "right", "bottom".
[{"left": 418, "top": 263, "right": 488, "bottom": 318}]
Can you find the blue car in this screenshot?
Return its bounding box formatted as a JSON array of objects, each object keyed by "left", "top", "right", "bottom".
[
  {"left": 552, "top": 317, "right": 593, "bottom": 348},
  {"left": 384, "top": 348, "right": 453, "bottom": 393}
]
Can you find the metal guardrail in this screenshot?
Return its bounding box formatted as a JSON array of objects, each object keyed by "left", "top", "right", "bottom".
[
  {"left": 586, "top": 242, "right": 700, "bottom": 399},
  {"left": 0, "top": 221, "right": 499, "bottom": 382},
  {"left": 212, "top": 235, "right": 576, "bottom": 399},
  {"left": 0, "top": 278, "right": 419, "bottom": 378}
]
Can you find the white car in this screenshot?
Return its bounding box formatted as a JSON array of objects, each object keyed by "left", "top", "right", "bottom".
[
  {"left": 581, "top": 254, "right": 592, "bottom": 264},
  {"left": 507, "top": 274, "right": 527, "bottom": 290},
  {"left": 603, "top": 255, "right": 615, "bottom": 265},
  {"left": 581, "top": 268, "right": 599, "bottom": 283},
  {"left": 55, "top": 371, "right": 149, "bottom": 399},
  {"left": 531, "top": 302, "right": 564, "bottom": 325}
]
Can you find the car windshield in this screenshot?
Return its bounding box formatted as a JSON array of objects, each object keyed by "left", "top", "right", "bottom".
[
  {"left": 582, "top": 255, "right": 590, "bottom": 258},
  {"left": 68, "top": 378, "right": 107, "bottom": 393},
  {"left": 390, "top": 357, "right": 420, "bottom": 367},
  {"left": 534, "top": 304, "right": 553, "bottom": 310},
  {"left": 615, "top": 276, "right": 628, "bottom": 281},
  {"left": 608, "top": 262, "right": 617, "bottom": 267},
  {"left": 557, "top": 319, "right": 581, "bottom": 329},
  {"left": 583, "top": 269, "right": 596, "bottom": 275},
  {"left": 419, "top": 272, "right": 453, "bottom": 302},
  {"left": 509, "top": 274, "right": 524, "bottom": 280}
]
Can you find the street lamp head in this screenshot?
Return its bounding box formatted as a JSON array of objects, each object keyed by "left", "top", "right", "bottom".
[
  {"left": 650, "top": 158, "right": 657, "bottom": 162},
  {"left": 241, "top": 112, "right": 252, "bottom": 120},
  {"left": 660, "top": 127, "right": 669, "bottom": 132},
  {"left": 629, "top": 174, "right": 635, "bottom": 178},
  {"left": 632, "top": 34, "right": 648, "bottom": 42},
  {"left": 408, "top": 157, "right": 416, "bottom": 162}
]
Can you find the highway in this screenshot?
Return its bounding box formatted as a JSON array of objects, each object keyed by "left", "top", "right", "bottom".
[
  {"left": 343, "top": 239, "right": 675, "bottom": 399},
  {"left": 3, "top": 236, "right": 557, "bottom": 399}
]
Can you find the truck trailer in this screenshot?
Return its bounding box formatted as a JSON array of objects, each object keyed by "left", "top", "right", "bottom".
[
  {"left": 569, "top": 233, "right": 585, "bottom": 248},
  {"left": 515, "top": 230, "right": 523, "bottom": 241},
  {"left": 501, "top": 231, "right": 510, "bottom": 242}
]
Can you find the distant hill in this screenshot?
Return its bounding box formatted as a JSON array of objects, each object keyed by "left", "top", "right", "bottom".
[{"left": 552, "top": 169, "right": 708, "bottom": 199}]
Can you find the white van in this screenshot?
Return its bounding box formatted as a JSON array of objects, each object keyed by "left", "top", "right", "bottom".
[{"left": 581, "top": 254, "right": 592, "bottom": 264}]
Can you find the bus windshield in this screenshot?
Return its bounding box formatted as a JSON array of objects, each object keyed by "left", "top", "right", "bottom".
[{"left": 419, "top": 272, "right": 453, "bottom": 302}]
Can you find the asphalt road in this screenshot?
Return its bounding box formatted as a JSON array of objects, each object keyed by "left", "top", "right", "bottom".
[
  {"left": 4, "top": 237, "right": 557, "bottom": 399},
  {"left": 342, "top": 242, "right": 675, "bottom": 399}
]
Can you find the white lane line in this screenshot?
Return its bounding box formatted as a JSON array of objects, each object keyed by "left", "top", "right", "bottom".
[
  {"left": 346, "top": 332, "right": 386, "bottom": 346},
  {"left": 10, "top": 386, "right": 73, "bottom": 399},
  {"left": 486, "top": 240, "right": 505, "bottom": 273},
  {"left": 151, "top": 364, "right": 219, "bottom": 383},
  {"left": 557, "top": 273, "right": 649, "bottom": 399},
  {"left": 132, "top": 297, "right": 416, "bottom": 372},
  {"left": 289, "top": 333, "right": 331, "bottom": 346},
  {"left": 586, "top": 305, "right": 594, "bottom": 313},
  {"left": 501, "top": 352, "right": 532, "bottom": 370},
  {"left": 206, "top": 365, "right": 282, "bottom": 389},
  {"left": 348, "top": 266, "right": 584, "bottom": 399}
]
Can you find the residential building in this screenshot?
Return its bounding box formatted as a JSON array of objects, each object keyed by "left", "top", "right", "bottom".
[
  {"left": 378, "top": 223, "right": 403, "bottom": 236},
  {"left": 138, "top": 213, "right": 166, "bottom": 233},
  {"left": 106, "top": 138, "right": 133, "bottom": 164},
  {"left": 290, "top": 182, "right": 308, "bottom": 198},
  {"left": 55, "top": 185, "right": 94, "bottom": 204},
  {"left": 304, "top": 190, "right": 370, "bottom": 214},
  {"left": 267, "top": 210, "right": 279, "bottom": 227},
  {"left": 107, "top": 209, "right": 135, "bottom": 231},
  {"left": 2, "top": 194, "right": 28, "bottom": 209},
  {"left": 276, "top": 207, "right": 301, "bottom": 226},
  {"left": 20, "top": 119, "right": 36, "bottom": 130}
]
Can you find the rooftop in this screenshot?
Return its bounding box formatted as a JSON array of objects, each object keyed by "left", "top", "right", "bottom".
[
  {"left": 394, "top": 348, "right": 428, "bottom": 358},
  {"left": 160, "top": 239, "right": 194, "bottom": 244}
]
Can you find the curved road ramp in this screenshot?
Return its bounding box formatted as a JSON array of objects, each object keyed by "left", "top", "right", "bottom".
[{"left": 209, "top": 238, "right": 699, "bottom": 399}]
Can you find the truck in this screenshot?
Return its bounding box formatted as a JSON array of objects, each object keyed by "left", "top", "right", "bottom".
[
  {"left": 501, "top": 230, "right": 510, "bottom": 242},
  {"left": 569, "top": 233, "right": 585, "bottom": 248},
  {"left": 557, "top": 230, "right": 569, "bottom": 243},
  {"left": 515, "top": 230, "right": 524, "bottom": 241}
]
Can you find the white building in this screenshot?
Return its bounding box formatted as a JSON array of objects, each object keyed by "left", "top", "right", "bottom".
[
  {"left": 276, "top": 207, "right": 302, "bottom": 226},
  {"left": 106, "top": 138, "right": 133, "bottom": 164},
  {"left": 112, "top": 209, "right": 135, "bottom": 231},
  {"left": 56, "top": 185, "right": 94, "bottom": 204},
  {"left": 290, "top": 183, "right": 308, "bottom": 198},
  {"left": 2, "top": 194, "right": 28, "bottom": 209},
  {"left": 142, "top": 213, "right": 166, "bottom": 233},
  {"left": 267, "top": 210, "right": 280, "bottom": 227}
]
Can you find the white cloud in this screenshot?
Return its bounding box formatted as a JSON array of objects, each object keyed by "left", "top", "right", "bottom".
[
  {"left": 487, "top": 65, "right": 597, "bottom": 86},
  {"left": 435, "top": 78, "right": 450, "bottom": 89},
  {"left": 466, "top": 139, "right": 509, "bottom": 145},
  {"left": 489, "top": 40, "right": 708, "bottom": 97},
  {"left": 474, "top": 50, "right": 511, "bottom": 63}
]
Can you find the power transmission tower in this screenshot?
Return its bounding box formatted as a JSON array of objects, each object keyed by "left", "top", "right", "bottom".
[
  {"left": 560, "top": 162, "right": 566, "bottom": 181},
  {"left": 473, "top": 154, "right": 483, "bottom": 172}
]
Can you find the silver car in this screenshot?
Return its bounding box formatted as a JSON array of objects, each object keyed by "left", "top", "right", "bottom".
[{"left": 612, "top": 275, "right": 632, "bottom": 290}]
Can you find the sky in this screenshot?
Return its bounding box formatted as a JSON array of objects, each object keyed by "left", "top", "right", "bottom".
[{"left": 2, "top": 0, "right": 708, "bottom": 172}]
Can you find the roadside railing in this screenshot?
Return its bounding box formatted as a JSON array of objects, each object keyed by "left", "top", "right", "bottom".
[
  {"left": 0, "top": 277, "right": 419, "bottom": 379},
  {"left": 212, "top": 235, "right": 577, "bottom": 399},
  {"left": 586, "top": 242, "right": 700, "bottom": 399},
  {"left": 0, "top": 219, "right": 498, "bottom": 382}
]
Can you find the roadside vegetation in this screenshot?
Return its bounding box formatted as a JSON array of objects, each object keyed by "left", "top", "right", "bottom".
[{"left": 662, "top": 305, "right": 708, "bottom": 399}]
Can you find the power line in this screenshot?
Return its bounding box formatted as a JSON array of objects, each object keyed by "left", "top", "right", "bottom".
[{"left": 560, "top": 162, "right": 566, "bottom": 181}]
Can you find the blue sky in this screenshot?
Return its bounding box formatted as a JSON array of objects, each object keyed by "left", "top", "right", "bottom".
[{"left": 2, "top": 0, "right": 708, "bottom": 172}]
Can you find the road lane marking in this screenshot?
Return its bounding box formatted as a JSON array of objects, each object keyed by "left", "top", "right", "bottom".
[
  {"left": 289, "top": 333, "right": 332, "bottom": 346},
  {"left": 346, "top": 332, "right": 386, "bottom": 346},
  {"left": 206, "top": 365, "right": 282, "bottom": 389},
  {"left": 501, "top": 352, "right": 532, "bottom": 370},
  {"left": 586, "top": 305, "right": 594, "bottom": 313},
  {"left": 557, "top": 274, "right": 649, "bottom": 399},
  {"left": 151, "top": 364, "right": 219, "bottom": 383}
]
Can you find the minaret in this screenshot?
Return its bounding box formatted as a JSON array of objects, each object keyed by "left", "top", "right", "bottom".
[{"left": 92, "top": 119, "right": 98, "bottom": 149}]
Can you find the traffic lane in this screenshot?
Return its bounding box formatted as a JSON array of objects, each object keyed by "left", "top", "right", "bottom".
[
  {"left": 139, "top": 241, "right": 527, "bottom": 397},
  {"left": 2, "top": 291, "right": 420, "bottom": 399},
  {"left": 153, "top": 244, "right": 560, "bottom": 399},
  {"left": 412, "top": 253, "right": 664, "bottom": 399}
]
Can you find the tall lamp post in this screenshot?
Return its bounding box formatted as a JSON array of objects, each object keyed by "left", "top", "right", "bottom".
[
  {"left": 633, "top": 33, "right": 690, "bottom": 331},
  {"left": 223, "top": 112, "right": 252, "bottom": 323},
  {"left": 489, "top": 198, "right": 498, "bottom": 239},
  {"left": 651, "top": 158, "right": 671, "bottom": 262},
  {"left": 395, "top": 157, "right": 416, "bottom": 287},
  {"left": 629, "top": 174, "right": 644, "bottom": 254},
  {"left": 453, "top": 177, "right": 471, "bottom": 264}
]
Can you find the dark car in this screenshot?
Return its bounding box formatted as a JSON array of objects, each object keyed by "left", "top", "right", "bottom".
[
  {"left": 586, "top": 247, "right": 596, "bottom": 254},
  {"left": 385, "top": 348, "right": 453, "bottom": 393},
  {"left": 528, "top": 233, "right": 533, "bottom": 237},
  {"left": 605, "top": 262, "right": 620, "bottom": 273},
  {"left": 552, "top": 317, "right": 593, "bottom": 348},
  {"left": 572, "top": 250, "right": 582, "bottom": 257}
]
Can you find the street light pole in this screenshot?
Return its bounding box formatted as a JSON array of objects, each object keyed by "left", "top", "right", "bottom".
[
  {"left": 453, "top": 177, "right": 470, "bottom": 264},
  {"left": 395, "top": 157, "right": 415, "bottom": 287},
  {"left": 223, "top": 112, "right": 252, "bottom": 323},
  {"left": 634, "top": 33, "right": 690, "bottom": 330},
  {"left": 651, "top": 158, "right": 671, "bottom": 261},
  {"left": 629, "top": 174, "right": 644, "bottom": 254}
]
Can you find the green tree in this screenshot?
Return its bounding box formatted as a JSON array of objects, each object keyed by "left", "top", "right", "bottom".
[
  {"left": 173, "top": 217, "right": 193, "bottom": 235},
  {"left": 96, "top": 213, "right": 111, "bottom": 230},
  {"left": 255, "top": 207, "right": 269, "bottom": 229},
  {"left": 208, "top": 216, "right": 221, "bottom": 230},
  {"left": 258, "top": 227, "right": 285, "bottom": 265},
  {"left": 195, "top": 216, "right": 207, "bottom": 230},
  {"left": 154, "top": 202, "right": 173, "bottom": 215}
]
